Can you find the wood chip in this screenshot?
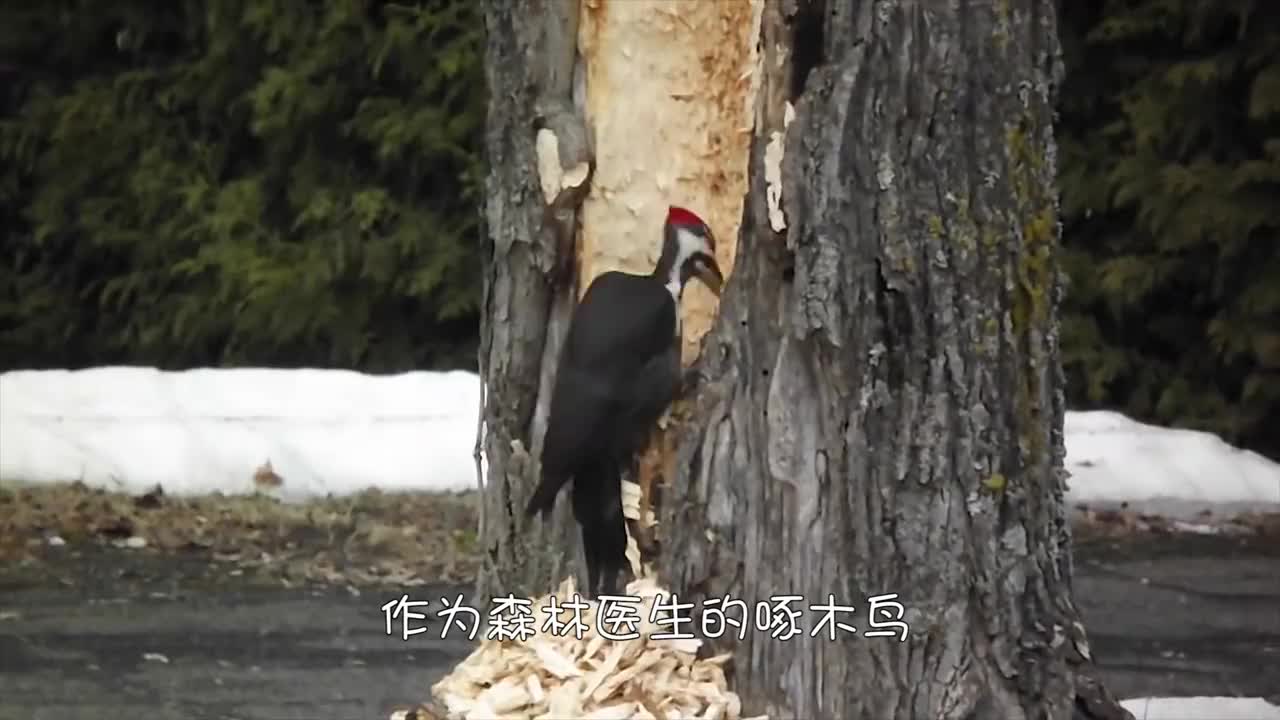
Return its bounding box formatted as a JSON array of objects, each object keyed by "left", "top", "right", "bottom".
[{"left": 427, "top": 567, "right": 765, "bottom": 720}]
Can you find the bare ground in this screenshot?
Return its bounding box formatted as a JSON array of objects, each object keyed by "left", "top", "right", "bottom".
[
  {"left": 0, "top": 482, "right": 481, "bottom": 591},
  {"left": 1, "top": 483, "right": 1278, "bottom": 720}
]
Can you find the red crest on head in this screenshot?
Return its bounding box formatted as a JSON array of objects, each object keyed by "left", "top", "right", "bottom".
[{"left": 666, "top": 205, "right": 705, "bottom": 229}]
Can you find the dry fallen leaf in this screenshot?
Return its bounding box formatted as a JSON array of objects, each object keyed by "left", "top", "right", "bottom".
[{"left": 253, "top": 459, "right": 284, "bottom": 488}]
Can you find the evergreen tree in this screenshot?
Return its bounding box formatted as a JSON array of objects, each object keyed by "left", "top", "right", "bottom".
[
  {"left": 1057, "top": 0, "right": 1280, "bottom": 459},
  {"left": 0, "top": 0, "right": 484, "bottom": 372},
  {"left": 4, "top": 0, "right": 1278, "bottom": 464}
]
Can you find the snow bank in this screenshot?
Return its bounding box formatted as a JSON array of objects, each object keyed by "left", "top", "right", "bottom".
[
  {"left": 1121, "top": 696, "right": 1280, "bottom": 720},
  {"left": 2, "top": 367, "right": 1278, "bottom": 515},
  {"left": 1065, "top": 410, "right": 1280, "bottom": 518},
  {"left": 0, "top": 366, "right": 482, "bottom": 501}
]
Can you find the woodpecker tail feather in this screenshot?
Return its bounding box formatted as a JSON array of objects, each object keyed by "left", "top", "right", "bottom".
[
  {"left": 570, "top": 457, "right": 628, "bottom": 599},
  {"left": 578, "top": 515, "right": 626, "bottom": 598}
]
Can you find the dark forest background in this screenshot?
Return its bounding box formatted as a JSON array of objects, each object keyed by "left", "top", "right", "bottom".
[{"left": 2, "top": 0, "right": 1277, "bottom": 461}]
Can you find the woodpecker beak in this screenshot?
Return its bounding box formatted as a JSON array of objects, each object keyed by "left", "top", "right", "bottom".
[
  {"left": 696, "top": 226, "right": 724, "bottom": 296},
  {"left": 697, "top": 257, "right": 724, "bottom": 296}
]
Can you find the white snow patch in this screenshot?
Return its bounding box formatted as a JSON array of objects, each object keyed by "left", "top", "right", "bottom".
[
  {"left": 1121, "top": 696, "right": 1280, "bottom": 720},
  {"left": 0, "top": 366, "right": 483, "bottom": 502},
  {"left": 3, "top": 368, "right": 1279, "bottom": 520},
  {"left": 1064, "top": 410, "right": 1280, "bottom": 519}
]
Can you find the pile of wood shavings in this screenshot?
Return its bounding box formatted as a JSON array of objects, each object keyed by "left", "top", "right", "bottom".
[
  {"left": 427, "top": 575, "right": 763, "bottom": 719},
  {"left": 412, "top": 481, "right": 766, "bottom": 720}
]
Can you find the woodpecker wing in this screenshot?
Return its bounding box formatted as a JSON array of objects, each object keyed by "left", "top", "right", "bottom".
[{"left": 540, "top": 271, "right": 677, "bottom": 476}]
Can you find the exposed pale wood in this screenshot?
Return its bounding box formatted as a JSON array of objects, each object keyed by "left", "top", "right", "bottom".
[{"left": 574, "top": 0, "right": 759, "bottom": 361}]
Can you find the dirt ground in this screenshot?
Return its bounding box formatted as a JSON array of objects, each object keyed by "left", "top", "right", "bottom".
[
  {"left": 1, "top": 483, "right": 1278, "bottom": 720},
  {"left": 0, "top": 482, "right": 481, "bottom": 590}
]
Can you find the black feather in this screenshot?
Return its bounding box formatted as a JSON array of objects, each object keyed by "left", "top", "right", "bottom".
[{"left": 528, "top": 270, "right": 681, "bottom": 598}]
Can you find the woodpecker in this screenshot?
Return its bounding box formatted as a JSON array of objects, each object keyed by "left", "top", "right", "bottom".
[{"left": 526, "top": 206, "right": 724, "bottom": 598}]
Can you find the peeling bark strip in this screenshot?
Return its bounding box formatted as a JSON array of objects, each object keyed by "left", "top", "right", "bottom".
[{"left": 660, "top": 2, "right": 1131, "bottom": 720}]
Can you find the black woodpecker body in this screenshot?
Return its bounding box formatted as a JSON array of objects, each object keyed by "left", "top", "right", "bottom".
[{"left": 526, "top": 206, "right": 724, "bottom": 598}]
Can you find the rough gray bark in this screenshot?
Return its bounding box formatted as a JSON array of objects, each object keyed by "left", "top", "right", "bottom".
[
  {"left": 474, "top": 0, "right": 593, "bottom": 605},
  {"left": 658, "top": 2, "right": 1132, "bottom": 720}
]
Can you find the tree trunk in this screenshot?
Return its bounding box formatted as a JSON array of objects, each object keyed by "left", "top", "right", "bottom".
[
  {"left": 476, "top": 0, "right": 1132, "bottom": 718},
  {"left": 658, "top": 2, "right": 1131, "bottom": 720},
  {"left": 474, "top": 0, "right": 591, "bottom": 603}
]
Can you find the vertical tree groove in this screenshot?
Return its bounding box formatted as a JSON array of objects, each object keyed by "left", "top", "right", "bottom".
[{"left": 478, "top": 0, "right": 1131, "bottom": 718}]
